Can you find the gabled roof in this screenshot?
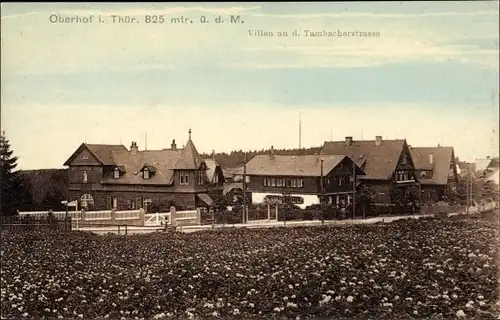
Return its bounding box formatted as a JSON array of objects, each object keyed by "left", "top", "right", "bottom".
[
  {"left": 204, "top": 158, "right": 220, "bottom": 182},
  {"left": 411, "top": 146, "right": 454, "bottom": 185},
  {"left": 65, "top": 130, "right": 214, "bottom": 186},
  {"left": 63, "top": 143, "right": 127, "bottom": 166},
  {"left": 236, "top": 154, "right": 363, "bottom": 177},
  {"left": 322, "top": 139, "right": 407, "bottom": 180},
  {"left": 487, "top": 157, "right": 499, "bottom": 169},
  {"left": 483, "top": 167, "right": 499, "bottom": 183}
]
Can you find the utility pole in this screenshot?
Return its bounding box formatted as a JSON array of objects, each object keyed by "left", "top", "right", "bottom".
[
  {"left": 353, "top": 161, "right": 356, "bottom": 220},
  {"left": 469, "top": 173, "right": 474, "bottom": 207},
  {"left": 242, "top": 152, "right": 247, "bottom": 224},
  {"left": 320, "top": 158, "right": 324, "bottom": 225},
  {"left": 298, "top": 110, "right": 302, "bottom": 156},
  {"left": 466, "top": 172, "right": 469, "bottom": 213}
]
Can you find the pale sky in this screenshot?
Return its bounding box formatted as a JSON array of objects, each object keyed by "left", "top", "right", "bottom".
[{"left": 1, "top": 2, "right": 499, "bottom": 169}]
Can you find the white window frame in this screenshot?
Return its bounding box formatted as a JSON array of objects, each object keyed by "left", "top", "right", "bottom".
[
  {"left": 113, "top": 168, "right": 120, "bottom": 179},
  {"left": 291, "top": 179, "right": 297, "bottom": 188},
  {"left": 143, "top": 168, "right": 150, "bottom": 179},
  {"left": 297, "top": 178, "right": 303, "bottom": 188},
  {"left": 143, "top": 198, "right": 152, "bottom": 211},
  {"left": 112, "top": 197, "right": 117, "bottom": 209},
  {"left": 180, "top": 171, "right": 189, "bottom": 185},
  {"left": 277, "top": 178, "right": 283, "bottom": 187},
  {"left": 214, "top": 173, "right": 219, "bottom": 184},
  {"left": 83, "top": 171, "right": 88, "bottom": 184},
  {"left": 198, "top": 171, "right": 204, "bottom": 185},
  {"left": 81, "top": 194, "right": 94, "bottom": 208}
]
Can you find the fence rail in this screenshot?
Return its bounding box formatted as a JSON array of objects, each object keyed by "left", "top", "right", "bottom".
[{"left": 0, "top": 216, "right": 72, "bottom": 232}]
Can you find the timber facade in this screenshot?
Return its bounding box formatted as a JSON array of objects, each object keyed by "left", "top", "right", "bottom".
[{"left": 64, "top": 130, "right": 224, "bottom": 212}]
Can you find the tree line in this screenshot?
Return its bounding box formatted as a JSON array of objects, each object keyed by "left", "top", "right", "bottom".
[
  {"left": 200, "top": 147, "right": 323, "bottom": 168},
  {"left": 1, "top": 132, "right": 68, "bottom": 215}
]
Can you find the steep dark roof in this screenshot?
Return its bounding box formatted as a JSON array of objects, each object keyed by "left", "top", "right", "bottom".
[
  {"left": 174, "top": 138, "right": 203, "bottom": 170},
  {"left": 322, "top": 139, "right": 406, "bottom": 180},
  {"left": 236, "top": 154, "right": 362, "bottom": 177},
  {"left": 63, "top": 143, "right": 127, "bottom": 166},
  {"left": 86, "top": 144, "right": 128, "bottom": 165},
  {"left": 102, "top": 149, "right": 181, "bottom": 185},
  {"left": 67, "top": 131, "right": 211, "bottom": 186},
  {"left": 411, "top": 146, "right": 454, "bottom": 185}
]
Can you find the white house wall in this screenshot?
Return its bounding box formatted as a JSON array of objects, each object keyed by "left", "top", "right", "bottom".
[{"left": 251, "top": 192, "right": 320, "bottom": 209}]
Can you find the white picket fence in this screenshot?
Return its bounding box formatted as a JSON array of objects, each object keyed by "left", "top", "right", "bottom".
[
  {"left": 18, "top": 209, "right": 143, "bottom": 222},
  {"left": 144, "top": 209, "right": 199, "bottom": 226},
  {"left": 144, "top": 212, "right": 170, "bottom": 226}
]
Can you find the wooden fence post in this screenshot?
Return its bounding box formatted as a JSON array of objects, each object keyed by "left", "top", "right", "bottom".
[{"left": 139, "top": 209, "right": 145, "bottom": 226}]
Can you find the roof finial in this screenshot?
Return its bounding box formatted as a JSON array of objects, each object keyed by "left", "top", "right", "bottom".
[{"left": 188, "top": 128, "right": 192, "bottom": 140}]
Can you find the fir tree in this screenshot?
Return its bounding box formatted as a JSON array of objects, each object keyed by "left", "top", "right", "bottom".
[{"left": 0, "top": 131, "right": 27, "bottom": 215}]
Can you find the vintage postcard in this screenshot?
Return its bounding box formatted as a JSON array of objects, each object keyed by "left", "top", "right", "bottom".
[{"left": 1, "top": 1, "right": 499, "bottom": 319}]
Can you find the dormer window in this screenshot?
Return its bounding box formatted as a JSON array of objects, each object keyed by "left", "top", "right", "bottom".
[
  {"left": 420, "top": 171, "right": 427, "bottom": 179},
  {"left": 83, "top": 171, "right": 88, "bottom": 183},
  {"left": 113, "top": 168, "right": 120, "bottom": 179},
  {"left": 143, "top": 168, "right": 150, "bottom": 180}
]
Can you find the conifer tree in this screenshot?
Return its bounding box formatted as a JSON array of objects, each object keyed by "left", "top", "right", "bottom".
[{"left": 0, "top": 131, "right": 27, "bottom": 215}]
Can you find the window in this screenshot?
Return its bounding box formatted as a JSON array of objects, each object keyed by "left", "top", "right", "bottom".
[
  {"left": 297, "top": 178, "right": 303, "bottom": 188},
  {"left": 112, "top": 197, "right": 118, "bottom": 209},
  {"left": 214, "top": 173, "right": 219, "bottom": 184},
  {"left": 143, "top": 168, "right": 150, "bottom": 179},
  {"left": 271, "top": 178, "right": 276, "bottom": 187},
  {"left": 143, "top": 198, "right": 152, "bottom": 211},
  {"left": 179, "top": 171, "right": 189, "bottom": 185},
  {"left": 291, "top": 179, "right": 297, "bottom": 188},
  {"left": 277, "top": 178, "right": 283, "bottom": 187},
  {"left": 82, "top": 155, "right": 88, "bottom": 160},
  {"left": 263, "top": 178, "right": 268, "bottom": 187},
  {"left": 114, "top": 168, "right": 120, "bottom": 179},
  {"left": 83, "top": 171, "right": 88, "bottom": 183},
  {"left": 198, "top": 171, "right": 204, "bottom": 185},
  {"left": 338, "top": 177, "right": 344, "bottom": 186},
  {"left": 81, "top": 194, "right": 94, "bottom": 208},
  {"left": 127, "top": 199, "right": 132, "bottom": 209},
  {"left": 286, "top": 179, "right": 291, "bottom": 188},
  {"left": 106, "top": 197, "right": 112, "bottom": 209},
  {"left": 136, "top": 197, "right": 142, "bottom": 209}
]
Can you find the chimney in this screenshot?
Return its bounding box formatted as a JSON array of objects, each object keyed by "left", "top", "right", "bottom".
[
  {"left": 130, "top": 141, "right": 138, "bottom": 153},
  {"left": 212, "top": 149, "right": 216, "bottom": 160},
  {"left": 269, "top": 145, "right": 275, "bottom": 159},
  {"left": 375, "top": 136, "right": 382, "bottom": 146},
  {"left": 171, "top": 139, "right": 177, "bottom": 150},
  {"left": 429, "top": 153, "right": 434, "bottom": 164},
  {"left": 345, "top": 136, "right": 353, "bottom": 147}
]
